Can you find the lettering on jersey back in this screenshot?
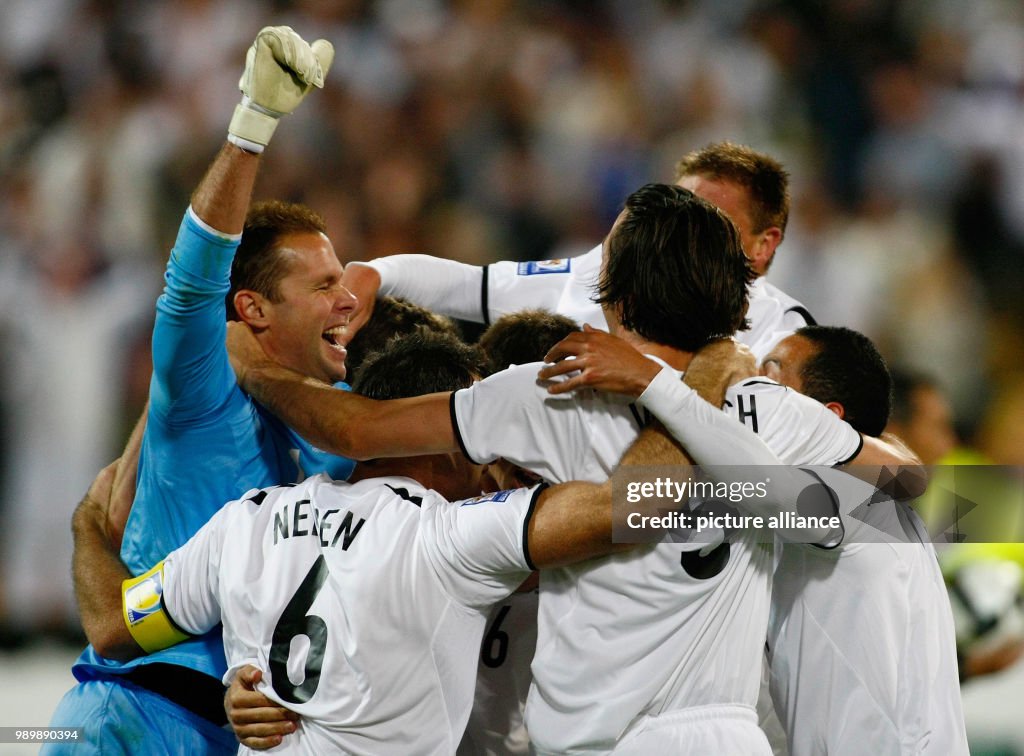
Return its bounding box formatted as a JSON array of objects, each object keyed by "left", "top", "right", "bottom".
[
  {"left": 735, "top": 394, "right": 759, "bottom": 433},
  {"left": 273, "top": 499, "right": 366, "bottom": 550}
]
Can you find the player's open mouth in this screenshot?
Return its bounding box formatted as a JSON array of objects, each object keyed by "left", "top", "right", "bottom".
[{"left": 322, "top": 326, "right": 348, "bottom": 354}]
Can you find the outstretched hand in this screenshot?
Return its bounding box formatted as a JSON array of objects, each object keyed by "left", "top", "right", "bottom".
[
  {"left": 537, "top": 325, "right": 661, "bottom": 397},
  {"left": 225, "top": 665, "right": 299, "bottom": 750}
]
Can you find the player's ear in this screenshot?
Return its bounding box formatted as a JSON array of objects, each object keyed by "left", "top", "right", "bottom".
[
  {"left": 234, "top": 290, "right": 270, "bottom": 328},
  {"left": 824, "top": 401, "right": 845, "bottom": 419},
  {"left": 751, "top": 226, "right": 782, "bottom": 274}
]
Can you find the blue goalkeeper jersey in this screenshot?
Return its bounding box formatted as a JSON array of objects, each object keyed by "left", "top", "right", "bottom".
[{"left": 73, "top": 209, "right": 355, "bottom": 682}]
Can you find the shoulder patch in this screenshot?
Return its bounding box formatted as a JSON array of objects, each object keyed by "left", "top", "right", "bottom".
[
  {"left": 461, "top": 489, "right": 515, "bottom": 506},
  {"left": 517, "top": 259, "right": 571, "bottom": 275}
]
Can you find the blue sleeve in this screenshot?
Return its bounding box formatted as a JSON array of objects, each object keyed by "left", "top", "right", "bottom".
[{"left": 151, "top": 212, "right": 239, "bottom": 426}]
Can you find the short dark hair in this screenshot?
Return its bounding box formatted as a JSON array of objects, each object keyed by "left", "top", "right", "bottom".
[
  {"left": 344, "top": 297, "right": 461, "bottom": 384},
  {"left": 595, "top": 183, "right": 754, "bottom": 352},
  {"left": 478, "top": 309, "right": 580, "bottom": 375},
  {"left": 352, "top": 330, "right": 486, "bottom": 400},
  {"left": 796, "top": 325, "right": 893, "bottom": 436},
  {"left": 226, "top": 200, "right": 329, "bottom": 319},
  {"left": 674, "top": 142, "right": 790, "bottom": 239}
]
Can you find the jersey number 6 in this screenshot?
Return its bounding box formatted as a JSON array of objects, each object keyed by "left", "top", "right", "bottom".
[
  {"left": 270, "top": 555, "right": 330, "bottom": 703},
  {"left": 481, "top": 605, "right": 511, "bottom": 668}
]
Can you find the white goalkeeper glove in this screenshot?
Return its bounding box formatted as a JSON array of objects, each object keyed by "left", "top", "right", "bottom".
[{"left": 227, "top": 26, "right": 334, "bottom": 153}]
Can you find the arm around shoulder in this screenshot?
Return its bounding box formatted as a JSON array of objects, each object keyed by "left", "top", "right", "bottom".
[
  {"left": 844, "top": 433, "right": 929, "bottom": 500},
  {"left": 72, "top": 462, "right": 143, "bottom": 661}
]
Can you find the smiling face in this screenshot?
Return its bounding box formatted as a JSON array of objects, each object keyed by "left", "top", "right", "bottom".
[{"left": 259, "top": 231, "right": 357, "bottom": 384}]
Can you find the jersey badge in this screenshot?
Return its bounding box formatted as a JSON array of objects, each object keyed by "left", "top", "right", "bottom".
[
  {"left": 517, "top": 259, "right": 570, "bottom": 275},
  {"left": 462, "top": 489, "right": 515, "bottom": 506}
]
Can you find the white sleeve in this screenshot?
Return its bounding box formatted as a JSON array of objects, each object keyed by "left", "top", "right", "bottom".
[
  {"left": 726, "top": 380, "right": 862, "bottom": 466},
  {"left": 485, "top": 259, "right": 574, "bottom": 323},
  {"left": 360, "top": 256, "right": 487, "bottom": 322},
  {"left": 637, "top": 368, "right": 841, "bottom": 543},
  {"left": 162, "top": 505, "right": 231, "bottom": 636},
  {"left": 451, "top": 363, "right": 588, "bottom": 483},
  {"left": 364, "top": 252, "right": 585, "bottom": 325},
  {"left": 421, "top": 486, "right": 539, "bottom": 609},
  {"left": 638, "top": 368, "right": 793, "bottom": 471}
]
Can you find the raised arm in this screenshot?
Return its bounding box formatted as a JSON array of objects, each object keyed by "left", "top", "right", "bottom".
[{"left": 154, "top": 27, "right": 335, "bottom": 418}]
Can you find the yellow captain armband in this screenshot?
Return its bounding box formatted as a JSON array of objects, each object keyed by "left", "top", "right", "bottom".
[{"left": 122, "top": 561, "right": 191, "bottom": 653}]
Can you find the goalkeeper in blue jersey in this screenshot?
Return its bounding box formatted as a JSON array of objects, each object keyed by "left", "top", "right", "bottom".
[{"left": 46, "top": 26, "right": 356, "bottom": 754}]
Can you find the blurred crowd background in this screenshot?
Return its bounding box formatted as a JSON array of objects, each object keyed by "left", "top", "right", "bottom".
[{"left": 0, "top": 0, "right": 1023, "bottom": 744}]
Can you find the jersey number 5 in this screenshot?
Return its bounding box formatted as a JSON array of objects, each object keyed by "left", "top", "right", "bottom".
[{"left": 270, "top": 555, "right": 330, "bottom": 703}]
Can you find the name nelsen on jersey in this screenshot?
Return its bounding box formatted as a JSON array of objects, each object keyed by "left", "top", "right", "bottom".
[{"left": 272, "top": 498, "right": 366, "bottom": 549}]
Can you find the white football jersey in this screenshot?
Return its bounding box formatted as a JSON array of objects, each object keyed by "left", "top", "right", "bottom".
[
  {"left": 486, "top": 245, "right": 814, "bottom": 358},
  {"left": 162, "top": 473, "right": 537, "bottom": 756},
  {"left": 457, "top": 589, "right": 538, "bottom": 756},
  {"left": 768, "top": 468, "right": 969, "bottom": 755},
  {"left": 371, "top": 247, "right": 815, "bottom": 359},
  {"left": 452, "top": 366, "right": 860, "bottom": 754}
]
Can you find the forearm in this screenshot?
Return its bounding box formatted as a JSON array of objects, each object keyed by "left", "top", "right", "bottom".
[
  {"left": 528, "top": 480, "right": 633, "bottom": 567},
  {"left": 531, "top": 427, "right": 696, "bottom": 567},
  {"left": 618, "top": 422, "right": 691, "bottom": 468},
  {"left": 244, "top": 364, "right": 458, "bottom": 460},
  {"left": 189, "top": 143, "right": 261, "bottom": 235},
  {"left": 639, "top": 369, "right": 782, "bottom": 471},
  {"left": 360, "top": 256, "right": 486, "bottom": 322},
  {"left": 72, "top": 494, "right": 141, "bottom": 661},
  {"left": 638, "top": 368, "right": 835, "bottom": 541},
  {"left": 846, "top": 433, "right": 929, "bottom": 500}
]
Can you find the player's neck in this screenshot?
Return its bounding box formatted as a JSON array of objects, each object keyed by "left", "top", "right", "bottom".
[
  {"left": 350, "top": 459, "right": 426, "bottom": 486},
  {"left": 350, "top": 456, "right": 460, "bottom": 495},
  {"left": 619, "top": 330, "right": 693, "bottom": 372}
]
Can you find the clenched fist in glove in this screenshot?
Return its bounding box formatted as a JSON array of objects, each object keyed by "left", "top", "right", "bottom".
[{"left": 227, "top": 26, "right": 334, "bottom": 152}]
